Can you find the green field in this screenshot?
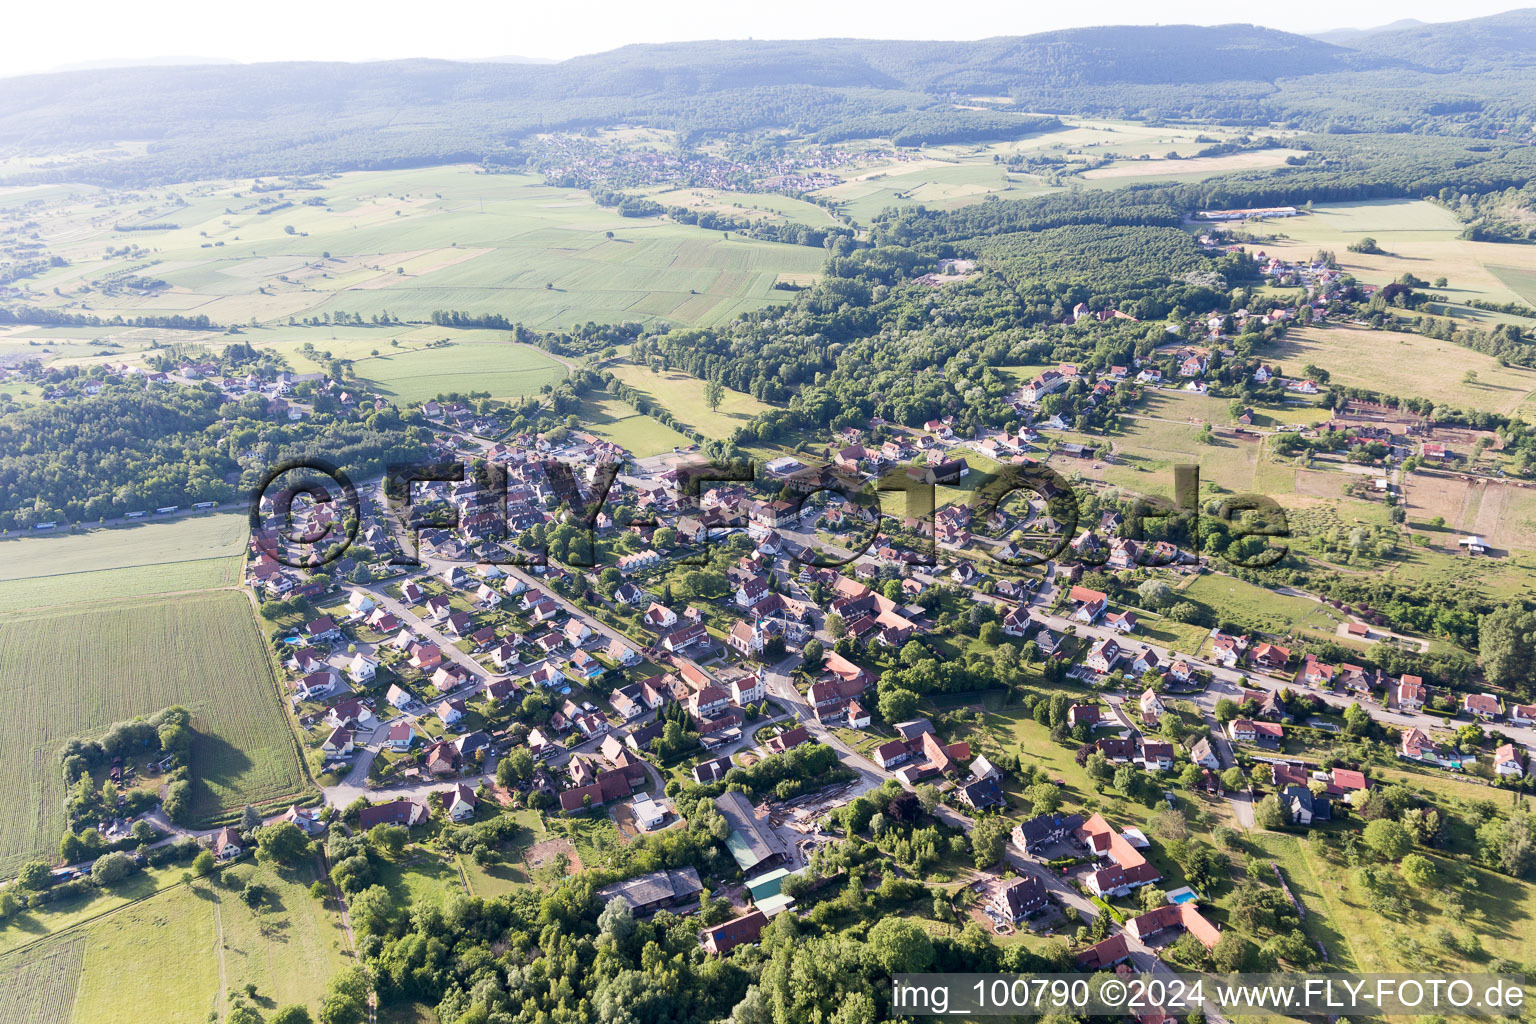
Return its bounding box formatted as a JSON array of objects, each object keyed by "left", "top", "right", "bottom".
[
  {"left": 0, "top": 592, "right": 310, "bottom": 875},
  {"left": 1178, "top": 572, "right": 1347, "bottom": 638},
  {"left": 354, "top": 339, "right": 568, "bottom": 403},
  {"left": 0, "top": 513, "right": 247, "bottom": 580},
  {"left": 0, "top": 934, "right": 83, "bottom": 1024},
  {"left": 608, "top": 363, "right": 775, "bottom": 439},
  {"left": 1269, "top": 323, "right": 1536, "bottom": 413},
  {"left": 1488, "top": 263, "right": 1536, "bottom": 306},
  {"left": 578, "top": 394, "right": 693, "bottom": 456},
  {"left": 57, "top": 862, "right": 347, "bottom": 1024},
  {"left": 11, "top": 167, "right": 829, "bottom": 331},
  {"left": 0, "top": 557, "right": 243, "bottom": 614}
]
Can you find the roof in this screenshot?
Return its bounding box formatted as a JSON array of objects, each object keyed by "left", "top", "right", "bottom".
[
  {"left": 716, "top": 791, "right": 788, "bottom": 871},
  {"left": 597, "top": 866, "right": 703, "bottom": 911},
  {"left": 1076, "top": 933, "right": 1130, "bottom": 970}
]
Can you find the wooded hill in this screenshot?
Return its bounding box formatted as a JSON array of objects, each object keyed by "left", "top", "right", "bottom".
[{"left": 1, "top": 13, "right": 1534, "bottom": 186}]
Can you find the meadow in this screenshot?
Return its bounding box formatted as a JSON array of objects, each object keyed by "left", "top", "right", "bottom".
[
  {"left": 10, "top": 166, "right": 828, "bottom": 331},
  {"left": 0, "top": 592, "right": 310, "bottom": 875},
  {"left": 578, "top": 393, "right": 692, "bottom": 457},
  {"left": 0, "top": 934, "right": 83, "bottom": 1024},
  {"left": 1177, "top": 572, "right": 1348, "bottom": 639},
  {"left": 607, "top": 362, "right": 775, "bottom": 439},
  {"left": 1269, "top": 322, "right": 1536, "bottom": 413},
  {"left": 0, "top": 513, "right": 247, "bottom": 579}
]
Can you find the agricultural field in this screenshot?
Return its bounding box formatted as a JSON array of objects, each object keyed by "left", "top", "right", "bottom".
[
  {"left": 353, "top": 338, "right": 567, "bottom": 404},
  {"left": 0, "top": 592, "right": 310, "bottom": 875},
  {"left": 0, "top": 512, "right": 247, "bottom": 578},
  {"left": 1268, "top": 322, "right": 1536, "bottom": 413},
  {"left": 607, "top": 362, "right": 775, "bottom": 439},
  {"left": 0, "top": 934, "right": 84, "bottom": 1024},
  {"left": 635, "top": 186, "right": 843, "bottom": 227},
  {"left": 3, "top": 167, "right": 828, "bottom": 331},
  {"left": 1246, "top": 199, "right": 1536, "bottom": 313}
]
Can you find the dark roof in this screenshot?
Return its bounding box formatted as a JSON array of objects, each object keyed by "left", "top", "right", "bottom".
[
  {"left": 959, "top": 776, "right": 1005, "bottom": 810},
  {"left": 997, "top": 875, "right": 1048, "bottom": 918},
  {"left": 692, "top": 756, "right": 734, "bottom": 783},
  {"left": 716, "top": 790, "right": 788, "bottom": 871},
  {"left": 1014, "top": 812, "right": 1085, "bottom": 849},
  {"left": 597, "top": 866, "right": 702, "bottom": 911}
]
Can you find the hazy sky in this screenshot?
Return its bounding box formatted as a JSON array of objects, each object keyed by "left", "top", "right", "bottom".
[{"left": 5, "top": 0, "right": 1522, "bottom": 76}]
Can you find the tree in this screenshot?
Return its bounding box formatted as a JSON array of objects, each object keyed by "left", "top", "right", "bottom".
[
  {"left": 704, "top": 379, "right": 725, "bottom": 413},
  {"left": 1221, "top": 766, "right": 1246, "bottom": 791},
  {"left": 878, "top": 687, "right": 919, "bottom": 724},
  {"left": 1085, "top": 750, "right": 1113, "bottom": 784},
  {"left": 90, "top": 850, "right": 137, "bottom": 885},
  {"left": 1211, "top": 932, "right": 1255, "bottom": 973},
  {"left": 319, "top": 967, "right": 369, "bottom": 1024},
  {"left": 1362, "top": 819, "right": 1412, "bottom": 861},
  {"left": 1479, "top": 606, "right": 1536, "bottom": 693},
  {"left": 497, "top": 746, "right": 534, "bottom": 788},
  {"left": 370, "top": 824, "right": 408, "bottom": 856},
  {"left": 915, "top": 784, "right": 940, "bottom": 813},
  {"left": 1400, "top": 853, "right": 1436, "bottom": 888},
  {"left": 240, "top": 804, "right": 263, "bottom": 833},
  {"left": 192, "top": 850, "right": 216, "bottom": 877},
  {"left": 16, "top": 861, "right": 51, "bottom": 891},
  {"left": 867, "top": 918, "right": 935, "bottom": 974},
  {"left": 1026, "top": 782, "right": 1062, "bottom": 816},
  {"left": 1254, "top": 794, "right": 1285, "bottom": 830},
  {"left": 971, "top": 815, "right": 1010, "bottom": 867},
  {"left": 255, "top": 822, "right": 311, "bottom": 865},
  {"left": 1137, "top": 579, "right": 1174, "bottom": 611},
  {"left": 271, "top": 1007, "right": 315, "bottom": 1024}
]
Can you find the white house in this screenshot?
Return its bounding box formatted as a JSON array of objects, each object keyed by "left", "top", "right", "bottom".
[{"left": 348, "top": 654, "right": 378, "bottom": 685}]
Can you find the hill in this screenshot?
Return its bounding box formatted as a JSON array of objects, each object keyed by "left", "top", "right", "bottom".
[{"left": 1342, "top": 8, "right": 1536, "bottom": 69}]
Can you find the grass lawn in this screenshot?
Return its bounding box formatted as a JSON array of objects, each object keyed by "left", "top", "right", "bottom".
[
  {"left": 68, "top": 883, "right": 218, "bottom": 1024},
  {"left": 377, "top": 846, "right": 463, "bottom": 908},
  {"left": 0, "top": 592, "right": 311, "bottom": 876},
  {"left": 607, "top": 363, "right": 775, "bottom": 440},
  {"left": 578, "top": 394, "right": 693, "bottom": 457},
  {"left": 354, "top": 340, "right": 568, "bottom": 404},
  {"left": 1177, "top": 572, "right": 1347, "bottom": 638},
  {"left": 457, "top": 808, "right": 548, "bottom": 896}
]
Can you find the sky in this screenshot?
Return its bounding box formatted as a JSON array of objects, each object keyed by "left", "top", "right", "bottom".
[{"left": 4, "top": 0, "right": 1526, "bottom": 77}]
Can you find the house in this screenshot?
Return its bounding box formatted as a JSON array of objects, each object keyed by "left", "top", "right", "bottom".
[
  {"left": 306, "top": 616, "right": 340, "bottom": 641},
  {"left": 1067, "top": 704, "right": 1100, "bottom": 729},
  {"left": 346, "top": 591, "right": 375, "bottom": 616},
  {"left": 1126, "top": 903, "right": 1221, "bottom": 952},
  {"left": 326, "top": 699, "right": 375, "bottom": 730},
  {"left": 729, "top": 673, "right": 765, "bottom": 706},
  {"left": 660, "top": 623, "right": 709, "bottom": 653},
  {"left": 1228, "top": 719, "right": 1282, "bottom": 748},
  {"left": 1138, "top": 687, "right": 1166, "bottom": 722},
  {"left": 1106, "top": 610, "right": 1138, "bottom": 634},
  {"left": 846, "top": 700, "right": 871, "bottom": 729},
  {"left": 993, "top": 875, "right": 1048, "bottom": 922},
  {"left": 608, "top": 637, "right": 642, "bottom": 667},
  {"left": 1076, "top": 934, "right": 1131, "bottom": 971},
  {"left": 296, "top": 670, "right": 341, "bottom": 701},
  {"left": 614, "top": 582, "right": 645, "bottom": 606},
  {"left": 1282, "top": 784, "right": 1328, "bottom": 827},
  {"left": 439, "top": 783, "right": 479, "bottom": 822},
  {"left": 764, "top": 725, "right": 811, "bottom": 755},
  {"left": 529, "top": 663, "right": 566, "bottom": 688},
  {"left": 1495, "top": 743, "right": 1526, "bottom": 778},
  {"left": 434, "top": 698, "right": 466, "bottom": 726},
  {"left": 409, "top": 643, "right": 443, "bottom": 670},
  {"left": 693, "top": 756, "right": 735, "bottom": 784},
  {"left": 1249, "top": 643, "right": 1291, "bottom": 671},
  {"left": 1396, "top": 676, "right": 1427, "bottom": 711},
  {"left": 347, "top": 653, "right": 378, "bottom": 685},
  {"left": 1077, "top": 813, "right": 1161, "bottom": 897},
  {"left": 1400, "top": 726, "right": 1436, "bottom": 761},
  {"left": 1189, "top": 737, "right": 1220, "bottom": 770},
  {"left": 1012, "top": 812, "right": 1086, "bottom": 854},
  {"left": 1464, "top": 693, "right": 1501, "bottom": 720},
  {"left": 211, "top": 827, "right": 243, "bottom": 861},
  {"left": 598, "top": 866, "right": 703, "bottom": 914},
  {"left": 321, "top": 726, "right": 355, "bottom": 757},
  {"left": 358, "top": 798, "right": 430, "bottom": 830},
  {"left": 563, "top": 619, "right": 594, "bottom": 646},
  {"left": 702, "top": 909, "right": 769, "bottom": 955},
  {"left": 1085, "top": 638, "right": 1122, "bottom": 674},
  {"left": 1068, "top": 587, "right": 1108, "bottom": 623},
  {"left": 1510, "top": 703, "right": 1536, "bottom": 727},
  {"left": 384, "top": 722, "right": 416, "bottom": 752},
  {"left": 875, "top": 739, "right": 912, "bottom": 769},
  {"left": 1139, "top": 740, "right": 1175, "bottom": 772},
  {"left": 280, "top": 805, "right": 325, "bottom": 835},
  {"left": 957, "top": 775, "right": 1005, "bottom": 811},
  {"left": 386, "top": 683, "right": 415, "bottom": 710}
]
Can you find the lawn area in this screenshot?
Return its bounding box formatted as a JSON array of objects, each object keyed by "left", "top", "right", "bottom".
[
  {"left": 1177, "top": 572, "right": 1346, "bottom": 638},
  {"left": 578, "top": 393, "right": 693, "bottom": 457},
  {"left": 68, "top": 883, "right": 218, "bottom": 1024},
  {"left": 354, "top": 340, "right": 568, "bottom": 404},
  {"left": 457, "top": 808, "right": 547, "bottom": 897},
  {"left": 0, "top": 592, "right": 311, "bottom": 875},
  {"left": 1268, "top": 323, "right": 1536, "bottom": 415},
  {"left": 14, "top": 167, "right": 827, "bottom": 331},
  {"left": 0, "top": 865, "right": 189, "bottom": 957},
  {"left": 607, "top": 363, "right": 775, "bottom": 440},
  {"left": 377, "top": 846, "right": 463, "bottom": 908},
  {"left": 1240, "top": 832, "right": 1362, "bottom": 970}
]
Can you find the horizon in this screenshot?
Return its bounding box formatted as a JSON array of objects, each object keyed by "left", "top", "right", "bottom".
[{"left": 5, "top": 0, "right": 1527, "bottom": 78}]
